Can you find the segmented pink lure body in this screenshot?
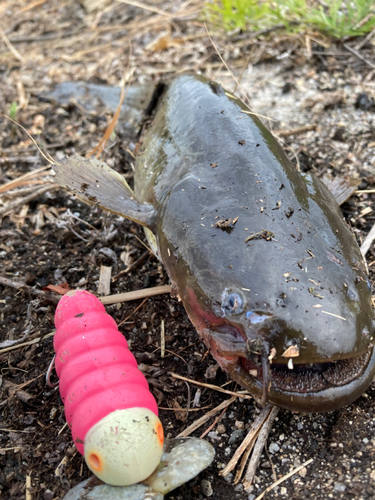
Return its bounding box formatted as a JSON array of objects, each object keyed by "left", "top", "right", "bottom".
[{"left": 54, "top": 290, "right": 158, "bottom": 455}]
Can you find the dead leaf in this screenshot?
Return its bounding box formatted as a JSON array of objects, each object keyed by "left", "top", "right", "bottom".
[
  {"left": 171, "top": 399, "right": 187, "bottom": 422},
  {"left": 43, "top": 283, "right": 71, "bottom": 295},
  {"left": 146, "top": 34, "right": 184, "bottom": 52}
]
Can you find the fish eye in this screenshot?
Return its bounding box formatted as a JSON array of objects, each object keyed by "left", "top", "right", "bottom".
[{"left": 221, "top": 288, "right": 245, "bottom": 316}]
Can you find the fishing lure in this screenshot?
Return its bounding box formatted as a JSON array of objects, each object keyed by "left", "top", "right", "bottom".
[{"left": 53, "top": 289, "right": 164, "bottom": 486}]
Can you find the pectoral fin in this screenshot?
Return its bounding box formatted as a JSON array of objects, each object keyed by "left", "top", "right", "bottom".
[{"left": 52, "top": 155, "right": 156, "bottom": 228}]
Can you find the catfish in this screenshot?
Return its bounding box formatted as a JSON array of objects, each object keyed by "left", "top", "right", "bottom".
[{"left": 52, "top": 74, "right": 375, "bottom": 413}]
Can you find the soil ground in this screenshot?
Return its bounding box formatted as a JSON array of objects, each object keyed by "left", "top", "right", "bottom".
[{"left": 1, "top": 1, "right": 375, "bottom": 499}]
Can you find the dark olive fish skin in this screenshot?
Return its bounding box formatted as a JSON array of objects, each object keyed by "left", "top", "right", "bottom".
[{"left": 54, "top": 75, "right": 375, "bottom": 413}]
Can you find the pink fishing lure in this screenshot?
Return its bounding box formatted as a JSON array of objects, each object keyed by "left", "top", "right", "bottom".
[{"left": 53, "top": 290, "right": 163, "bottom": 485}]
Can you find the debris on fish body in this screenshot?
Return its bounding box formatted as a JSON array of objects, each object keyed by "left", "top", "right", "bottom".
[
  {"left": 62, "top": 437, "right": 215, "bottom": 500},
  {"left": 51, "top": 74, "right": 375, "bottom": 413}
]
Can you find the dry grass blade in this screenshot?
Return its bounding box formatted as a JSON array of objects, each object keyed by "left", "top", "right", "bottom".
[
  {"left": 20, "top": 0, "right": 48, "bottom": 11},
  {"left": 170, "top": 372, "right": 252, "bottom": 399},
  {"left": 3, "top": 116, "right": 55, "bottom": 165},
  {"left": 25, "top": 475, "right": 31, "bottom": 500},
  {"left": 8, "top": 373, "right": 45, "bottom": 397},
  {"left": 360, "top": 222, "right": 375, "bottom": 257},
  {"left": 233, "top": 439, "right": 253, "bottom": 484},
  {"left": 200, "top": 406, "right": 228, "bottom": 439},
  {"left": 0, "top": 332, "right": 54, "bottom": 355},
  {"left": 0, "top": 184, "right": 60, "bottom": 217},
  {"left": 321, "top": 310, "right": 346, "bottom": 321},
  {"left": 254, "top": 458, "right": 314, "bottom": 500},
  {"left": 205, "top": 23, "right": 252, "bottom": 108},
  {"left": 243, "top": 405, "right": 280, "bottom": 489},
  {"left": 0, "top": 25, "right": 25, "bottom": 62},
  {"left": 344, "top": 43, "right": 375, "bottom": 70},
  {"left": 87, "top": 67, "right": 135, "bottom": 159},
  {"left": 177, "top": 396, "right": 237, "bottom": 438},
  {"left": 274, "top": 124, "right": 317, "bottom": 137},
  {"left": 116, "top": 0, "right": 170, "bottom": 16},
  {"left": 100, "top": 284, "right": 172, "bottom": 304},
  {"left": 0, "top": 337, "right": 41, "bottom": 356},
  {"left": 118, "top": 297, "right": 148, "bottom": 326},
  {"left": 0, "top": 166, "right": 51, "bottom": 193},
  {"left": 160, "top": 318, "right": 165, "bottom": 358},
  {"left": 356, "top": 189, "right": 375, "bottom": 194}
]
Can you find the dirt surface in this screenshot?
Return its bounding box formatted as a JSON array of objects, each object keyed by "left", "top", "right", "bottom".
[{"left": 1, "top": 1, "right": 375, "bottom": 500}]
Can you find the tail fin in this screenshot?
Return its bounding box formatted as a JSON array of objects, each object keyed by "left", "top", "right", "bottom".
[
  {"left": 39, "top": 81, "right": 156, "bottom": 136},
  {"left": 52, "top": 155, "right": 156, "bottom": 228}
]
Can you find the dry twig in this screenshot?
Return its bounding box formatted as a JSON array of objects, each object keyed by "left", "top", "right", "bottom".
[
  {"left": 360, "top": 222, "right": 375, "bottom": 257},
  {"left": 0, "top": 184, "right": 59, "bottom": 217},
  {"left": 97, "top": 265, "right": 112, "bottom": 296},
  {"left": 170, "top": 372, "right": 252, "bottom": 399},
  {"left": 100, "top": 284, "right": 171, "bottom": 305},
  {"left": 0, "top": 25, "right": 25, "bottom": 62},
  {"left": 220, "top": 404, "right": 274, "bottom": 477},
  {"left": 344, "top": 43, "right": 375, "bottom": 70},
  {"left": 243, "top": 405, "right": 280, "bottom": 489},
  {"left": 177, "top": 396, "right": 237, "bottom": 438},
  {"left": 254, "top": 458, "right": 314, "bottom": 500},
  {"left": 25, "top": 475, "right": 32, "bottom": 500}
]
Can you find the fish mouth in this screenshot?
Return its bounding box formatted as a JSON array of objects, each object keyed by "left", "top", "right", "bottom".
[
  {"left": 208, "top": 329, "right": 375, "bottom": 412},
  {"left": 241, "top": 348, "right": 372, "bottom": 394}
]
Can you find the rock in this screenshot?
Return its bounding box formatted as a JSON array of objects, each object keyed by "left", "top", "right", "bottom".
[
  {"left": 269, "top": 442, "right": 280, "bottom": 454},
  {"left": 228, "top": 429, "right": 244, "bottom": 445},
  {"left": 334, "top": 482, "right": 346, "bottom": 492},
  {"left": 43, "top": 490, "right": 54, "bottom": 500},
  {"left": 201, "top": 479, "right": 213, "bottom": 497}
]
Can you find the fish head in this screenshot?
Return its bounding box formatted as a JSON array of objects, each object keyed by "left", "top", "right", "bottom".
[
  {"left": 158, "top": 184, "right": 375, "bottom": 413},
  {"left": 180, "top": 260, "right": 375, "bottom": 413}
]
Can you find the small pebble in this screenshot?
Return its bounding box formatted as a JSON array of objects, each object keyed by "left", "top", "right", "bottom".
[
  {"left": 229, "top": 429, "right": 244, "bottom": 444},
  {"left": 334, "top": 483, "right": 346, "bottom": 492},
  {"left": 363, "top": 438, "right": 369, "bottom": 444},
  {"left": 43, "top": 491, "right": 54, "bottom": 500},
  {"left": 217, "top": 424, "right": 226, "bottom": 434},
  {"left": 201, "top": 479, "right": 213, "bottom": 497},
  {"left": 49, "top": 407, "right": 57, "bottom": 420},
  {"left": 299, "top": 466, "right": 307, "bottom": 478},
  {"left": 269, "top": 442, "right": 280, "bottom": 454}
]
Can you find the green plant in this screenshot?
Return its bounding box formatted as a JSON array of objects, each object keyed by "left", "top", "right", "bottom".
[
  {"left": 306, "top": 0, "right": 375, "bottom": 38},
  {"left": 9, "top": 101, "right": 18, "bottom": 121},
  {"left": 206, "top": 0, "right": 270, "bottom": 31},
  {"left": 205, "top": 0, "right": 375, "bottom": 38}
]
